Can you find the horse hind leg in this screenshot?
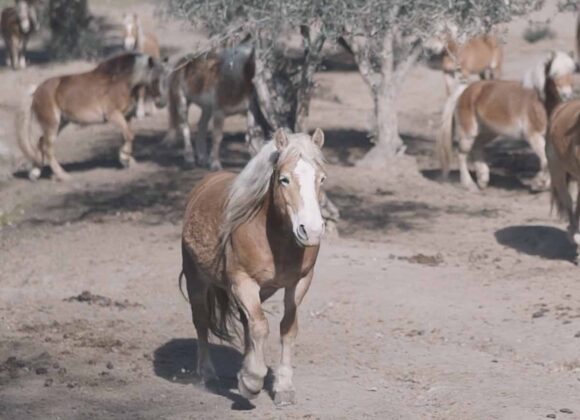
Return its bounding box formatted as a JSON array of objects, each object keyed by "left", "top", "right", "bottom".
[
  {"left": 527, "top": 132, "right": 550, "bottom": 192},
  {"left": 183, "top": 252, "right": 218, "bottom": 384},
  {"left": 194, "top": 106, "right": 212, "bottom": 168},
  {"left": 456, "top": 126, "right": 478, "bottom": 192},
  {"left": 42, "top": 127, "right": 70, "bottom": 181},
  {"left": 472, "top": 133, "right": 494, "bottom": 189}
]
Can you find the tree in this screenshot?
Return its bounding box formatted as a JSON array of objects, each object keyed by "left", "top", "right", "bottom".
[
  {"left": 167, "top": 0, "right": 543, "bottom": 168},
  {"left": 48, "top": 0, "right": 100, "bottom": 59}
]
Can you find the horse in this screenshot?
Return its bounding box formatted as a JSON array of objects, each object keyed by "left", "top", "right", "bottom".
[
  {"left": 426, "top": 27, "right": 502, "bottom": 95},
  {"left": 17, "top": 52, "right": 167, "bottom": 181},
  {"left": 436, "top": 52, "right": 572, "bottom": 192},
  {"left": 545, "top": 56, "right": 580, "bottom": 263},
  {"left": 522, "top": 51, "right": 577, "bottom": 100},
  {"left": 122, "top": 13, "right": 162, "bottom": 119},
  {"left": 181, "top": 128, "right": 326, "bottom": 405},
  {"left": 1, "top": 0, "right": 38, "bottom": 70},
  {"left": 163, "top": 43, "right": 255, "bottom": 170}
]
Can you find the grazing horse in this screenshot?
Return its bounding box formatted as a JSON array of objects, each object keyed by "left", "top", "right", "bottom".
[
  {"left": 17, "top": 52, "right": 167, "bottom": 181},
  {"left": 545, "top": 58, "right": 580, "bottom": 263},
  {"left": 1, "top": 0, "right": 38, "bottom": 69},
  {"left": 164, "top": 43, "right": 255, "bottom": 170},
  {"left": 437, "top": 52, "right": 571, "bottom": 192},
  {"left": 181, "top": 129, "right": 326, "bottom": 405},
  {"left": 426, "top": 29, "right": 502, "bottom": 95},
  {"left": 522, "top": 51, "right": 576, "bottom": 100}
]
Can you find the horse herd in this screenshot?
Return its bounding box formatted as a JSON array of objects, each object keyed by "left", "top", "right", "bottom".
[{"left": 5, "top": 0, "right": 580, "bottom": 407}]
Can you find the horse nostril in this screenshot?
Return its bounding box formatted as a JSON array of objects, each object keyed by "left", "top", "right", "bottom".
[{"left": 298, "top": 224, "right": 308, "bottom": 240}]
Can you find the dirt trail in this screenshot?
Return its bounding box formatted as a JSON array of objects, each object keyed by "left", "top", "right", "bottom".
[{"left": 2, "top": 1, "right": 580, "bottom": 419}]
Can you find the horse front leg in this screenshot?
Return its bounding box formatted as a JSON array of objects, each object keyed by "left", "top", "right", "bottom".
[
  {"left": 195, "top": 106, "right": 212, "bottom": 168},
  {"left": 527, "top": 132, "right": 550, "bottom": 192},
  {"left": 209, "top": 111, "right": 224, "bottom": 171},
  {"left": 274, "top": 272, "right": 313, "bottom": 406},
  {"left": 109, "top": 110, "right": 136, "bottom": 168},
  {"left": 233, "top": 278, "right": 269, "bottom": 400}
]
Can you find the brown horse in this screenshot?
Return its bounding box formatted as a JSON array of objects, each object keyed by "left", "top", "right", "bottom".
[
  {"left": 426, "top": 29, "right": 502, "bottom": 95},
  {"left": 17, "top": 52, "right": 166, "bottom": 181},
  {"left": 181, "top": 129, "right": 326, "bottom": 405},
  {"left": 164, "top": 43, "right": 255, "bottom": 170},
  {"left": 122, "top": 13, "right": 161, "bottom": 118},
  {"left": 1, "top": 0, "right": 38, "bottom": 69},
  {"left": 436, "top": 52, "right": 570, "bottom": 192},
  {"left": 545, "top": 57, "right": 580, "bottom": 263}
]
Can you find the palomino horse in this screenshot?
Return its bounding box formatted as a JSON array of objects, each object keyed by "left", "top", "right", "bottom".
[
  {"left": 122, "top": 13, "right": 162, "bottom": 119},
  {"left": 545, "top": 58, "right": 580, "bottom": 263},
  {"left": 181, "top": 129, "right": 326, "bottom": 404},
  {"left": 426, "top": 29, "right": 502, "bottom": 95},
  {"left": 1, "top": 0, "right": 38, "bottom": 69},
  {"left": 437, "top": 52, "right": 572, "bottom": 192},
  {"left": 17, "top": 52, "right": 167, "bottom": 181},
  {"left": 164, "top": 43, "right": 255, "bottom": 170},
  {"left": 522, "top": 51, "right": 577, "bottom": 100}
]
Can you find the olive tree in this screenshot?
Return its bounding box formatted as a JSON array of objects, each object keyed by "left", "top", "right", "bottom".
[{"left": 166, "top": 0, "right": 543, "bottom": 168}]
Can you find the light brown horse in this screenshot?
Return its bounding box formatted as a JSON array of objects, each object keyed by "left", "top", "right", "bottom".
[
  {"left": 1, "top": 0, "right": 38, "bottom": 69},
  {"left": 436, "top": 53, "right": 571, "bottom": 192},
  {"left": 545, "top": 58, "right": 580, "bottom": 263},
  {"left": 181, "top": 129, "right": 326, "bottom": 405},
  {"left": 426, "top": 30, "right": 503, "bottom": 95},
  {"left": 122, "top": 13, "right": 161, "bottom": 118},
  {"left": 164, "top": 43, "right": 255, "bottom": 170},
  {"left": 17, "top": 52, "right": 166, "bottom": 181}
]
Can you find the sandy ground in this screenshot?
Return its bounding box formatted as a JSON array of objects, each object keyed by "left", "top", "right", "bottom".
[{"left": 2, "top": 1, "right": 580, "bottom": 419}]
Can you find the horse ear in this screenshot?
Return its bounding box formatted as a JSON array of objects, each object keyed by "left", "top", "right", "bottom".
[
  {"left": 274, "top": 128, "right": 289, "bottom": 150},
  {"left": 133, "top": 13, "right": 139, "bottom": 23},
  {"left": 311, "top": 128, "right": 324, "bottom": 148},
  {"left": 569, "top": 50, "right": 575, "bottom": 59},
  {"left": 148, "top": 56, "right": 155, "bottom": 68}
]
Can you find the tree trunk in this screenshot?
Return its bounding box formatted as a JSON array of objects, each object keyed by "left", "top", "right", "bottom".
[{"left": 48, "top": 0, "right": 97, "bottom": 59}]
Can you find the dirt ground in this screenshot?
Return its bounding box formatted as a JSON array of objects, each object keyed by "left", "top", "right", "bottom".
[{"left": 2, "top": 1, "right": 580, "bottom": 419}]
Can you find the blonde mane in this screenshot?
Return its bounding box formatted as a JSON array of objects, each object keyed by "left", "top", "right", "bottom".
[{"left": 219, "top": 133, "right": 324, "bottom": 249}]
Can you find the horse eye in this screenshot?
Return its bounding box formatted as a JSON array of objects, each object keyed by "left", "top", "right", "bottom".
[
  {"left": 279, "top": 176, "right": 290, "bottom": 186},
  {"left": 320, "top": 175, "right": 326, "bottom": 184}
]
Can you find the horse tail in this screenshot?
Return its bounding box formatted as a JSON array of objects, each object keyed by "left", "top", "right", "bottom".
[
  {"left": 206, "top": 284, "right": 238, "bottom": 343},
  {"left": 437, "top": 83, "right": 467, "bottom": 179},
  {"left": 548, "top": 143, "right": 571, "bottom": 221},
  {"left": 16, "top": 84, "right": 42, "bottom": 168}
]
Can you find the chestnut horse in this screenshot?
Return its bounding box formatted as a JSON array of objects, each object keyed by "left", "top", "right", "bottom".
[
  {"left": 122, "top": 13, "right": 161, "bottom": 118},
  {"left": 426, "top": 28, "right": 502, "bottom": 95},
  {"left": 437, "top": 52, "right": 570, "bottom": 192},
  {"left": 17, "top": 52, "right": 166, "bottom": 181},
  {"left": 545, "top": 56, "right": 580, "bottom": 263},
  {"left": 1, "top": 0, "right": 38, "bottom": 69},
  {"left": 181, "top": 129, "right": 326, "bottom": 405}
]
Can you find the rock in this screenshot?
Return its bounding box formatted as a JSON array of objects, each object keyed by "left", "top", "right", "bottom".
[
  {"left": 560, "top": 408, "right": 573, "bottom": 414},
  {"left": 106, "top": 362, "right": 114, "bottom": 370},
  {"left": 44, "top": 378, "right": 53, "bottom": 387},
  {"left": 574, "top": 332, "right": 580, "bottom": 338},
  {"left": 35, "top": 367, "right": 48, "bottom": 375}
]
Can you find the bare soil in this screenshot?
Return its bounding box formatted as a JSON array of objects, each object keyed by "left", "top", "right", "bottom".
[{"left": 2, "top": 1, "right": 580, "bottom": 419}]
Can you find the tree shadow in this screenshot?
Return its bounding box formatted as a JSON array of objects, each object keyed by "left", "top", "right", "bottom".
[
  {"left": 495, "top": 225, "right": 576, "bottom": 262},
  {"left": 420, "top": 169, "right": 530, "bottom": 191},
  {"left": 153, "top": 338, "right": 255, "bottom": 411}
]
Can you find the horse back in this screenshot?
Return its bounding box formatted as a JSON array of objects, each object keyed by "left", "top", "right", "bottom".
[
  {"left": 461, "top": 81, "right": 546, "bottom": 135},
  {"left": 141, "top": 32, "right": 160, "bottom": 59},
  {"left": 458, "top": 36, "right": 501, "bottom": 73}
]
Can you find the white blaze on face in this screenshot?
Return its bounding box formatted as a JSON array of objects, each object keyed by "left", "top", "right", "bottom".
[
  {"left": 292, "top": 158, "right": 324, "bottom": 245},
  {"left": 123, "top": 18, "right": 136, "bottom": 50}
]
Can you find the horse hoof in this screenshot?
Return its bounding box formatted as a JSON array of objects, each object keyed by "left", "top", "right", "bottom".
[
  {"left": 28, "top": 167, "right": 41, "bottom": 181},
  {"left": 120, "top": 156, "right": 136, "bottom": 169},
  {"left": 210, "top": 161, "right": 222, "bottom": 172},
  {"left": 274, "top": 390, "right": 296, "bottom": 406},
  {"left": 237, "top": 372, "right": 261, "bottom": 400},
  {"left": 54, "top": 173, "right": 71, "bottom": 182}
]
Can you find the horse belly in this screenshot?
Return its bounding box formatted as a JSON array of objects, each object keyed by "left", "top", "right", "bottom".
[{"left": 190, "top": 89, "right": 216, "bottom": 109}]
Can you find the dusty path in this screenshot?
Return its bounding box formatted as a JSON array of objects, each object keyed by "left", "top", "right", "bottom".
[{"left": 2, "top": 1, "right": 580, "bottom": 419}]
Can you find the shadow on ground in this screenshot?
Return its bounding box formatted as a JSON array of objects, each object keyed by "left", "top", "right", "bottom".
[
  {"left": 153, "top": 338, "right": 258, "bottom": 410},
  {"left": 495, "top": 225, "right": 576, "bottom": 262}
]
